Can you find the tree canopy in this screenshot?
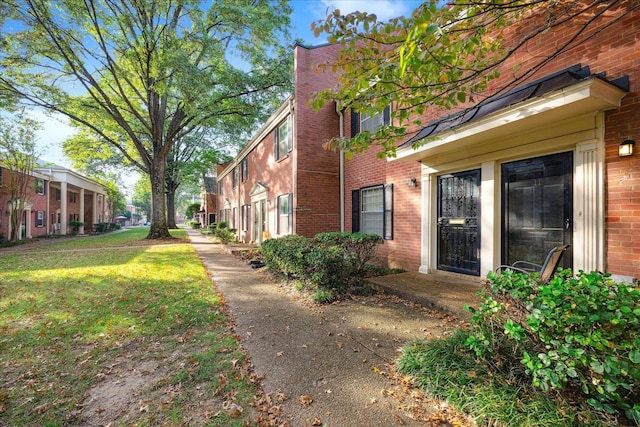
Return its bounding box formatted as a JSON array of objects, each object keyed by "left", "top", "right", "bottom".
[
  {"left": 0, "top": 0, "right": 294, "bottom": 238},
  {"left": 312, "top": 0, "right": 632, "bottom": 158}
]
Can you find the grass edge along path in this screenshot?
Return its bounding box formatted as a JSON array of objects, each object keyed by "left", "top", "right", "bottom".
[
  {"left": 397, "top": 329, "right": 623, "bottom": 427},
  {"left": 0, "top": 228, "right": 277, "bottom": 426}
]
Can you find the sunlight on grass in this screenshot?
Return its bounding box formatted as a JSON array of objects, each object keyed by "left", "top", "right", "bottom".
[{"left": 0, "top": 230, "right": 256, "bottom": 426}]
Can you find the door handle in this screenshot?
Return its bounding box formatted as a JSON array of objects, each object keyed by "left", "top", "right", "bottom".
[{"left": 564, "top": 218, "right": 571, "bottom": 230}]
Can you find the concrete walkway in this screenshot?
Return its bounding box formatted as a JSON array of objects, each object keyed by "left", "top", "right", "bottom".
[{"left": 187, "top": 229, "right": 479, "bottom": 426}]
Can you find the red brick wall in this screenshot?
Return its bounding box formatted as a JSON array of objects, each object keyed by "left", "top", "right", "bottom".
[
  {"left": 343, "top": 131, "right": 423, "bottom": 270},
  {"left": 293, "top": 44, "right": 342, "bottom": 236},
  {"left": 344, "top": 1, "right": 640, "bottom": 276},
  {"left": 0, "top": 169, "right": 49, "bottom": 238}
]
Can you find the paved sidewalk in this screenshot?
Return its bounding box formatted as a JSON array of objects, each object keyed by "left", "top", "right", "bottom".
[{"left": 187, "top": 229, "right": 471, "bottom": 426}]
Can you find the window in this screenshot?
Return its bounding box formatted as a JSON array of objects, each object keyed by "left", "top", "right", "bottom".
[
  {"left": 69, "top": 192, "right": 77, "bottom": 203},
  {"left": 242, "top": 204, "right": 250, "bottom": 231},
  {"left": 55, "top": 188, "right": 61, "bottom": 201},
  {"left": 36, "top": 211, "right": 45, "bottom": 227},
  {"left": 277, "top": 193, "right": 292, "bottom": 235},
  {"left": 218, "top": 178, "right": 224, "bottom": 196},
  {"left": 232, "top": 207, "right": 237, "bottom": 228},
  {"left": 241, "top": 158, "right": 248, "bottom": 182},
  {"left": 351, "top": 106, "right": 391, "bottom": 137},
  {"left": 0, "top": 167, "right": 2, "bottom": 186},
  {"left": 35, "top": 178, "right": 45, "bottom": 195},
  {"left": 232, "top": 167, "right": 238, "bottom": 188},
  {"left": 275, "top": 118, "right": 291, "bottom": 160},
  {"left": 352, "top": 184, "right": 393, "bottom": 239}
]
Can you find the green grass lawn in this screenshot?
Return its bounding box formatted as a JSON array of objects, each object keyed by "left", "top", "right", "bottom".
[{"left": 0, "top": 228, "right": 260, "bottom": 426}]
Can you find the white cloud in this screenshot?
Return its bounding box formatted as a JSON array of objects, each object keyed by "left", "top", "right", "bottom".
[{"left": 319, "top": 0, "right": 420, "bottom": 22}]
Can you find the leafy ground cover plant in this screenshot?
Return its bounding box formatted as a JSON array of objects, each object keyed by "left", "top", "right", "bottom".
[
  {"left": 398, "top": 330, "right": 614, "bottom": 426},
  {"left": 0, "top": 228, "right": 267, "bottom": 426},
  {"left": 465, "top": 269, "right": 639, "bottom": 424}
]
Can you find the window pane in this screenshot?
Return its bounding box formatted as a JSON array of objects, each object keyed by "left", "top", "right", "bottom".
[
  {"left": 278, "top": 120, "right": 290, "bottom": 158},
  {"left": 361, "top": 187, "right": 384, "bottom": 237},
  {"left": 361, "top": 111, "right": 384, "bottom": 134},
  {"left": 278, "top": 195, "right": 290, "bottom": 235}
]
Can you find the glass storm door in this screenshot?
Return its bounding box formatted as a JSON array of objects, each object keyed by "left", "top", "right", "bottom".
[
  {"left": 437, "top": 170, "right": 481, "bottom": 276},
  {"left": 501, "top": 152, "right": 573, "bottom": 269}
]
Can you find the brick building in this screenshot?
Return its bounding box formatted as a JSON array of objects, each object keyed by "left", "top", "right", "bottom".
[
  {"left": 213, "top": 3, "right": 639, "bottom": 281},
  {"left": 0, "top": 162, "right": 109, "bottom": 240},
  {"left": 216, "top": 43, "right": 342, "bottom": 243},
  {"left": 343, "top": 2, "right": 639, "bottom": 281}
]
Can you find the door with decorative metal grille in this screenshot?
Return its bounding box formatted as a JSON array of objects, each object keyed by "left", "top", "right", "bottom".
[{"left": 437, "top": 169, "right": 481, "bottom": 276}]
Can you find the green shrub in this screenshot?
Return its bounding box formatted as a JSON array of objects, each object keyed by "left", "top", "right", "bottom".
[
  {"left": 314, "top": 232, "right": 382, "bottom": 274},
  {"left": 260, "top": 235, "right": 310, "bottom": 278},
  {"left": 213, "top": 222, "right": 236, "bottom": 243},
  {"left": 260, "top": 232, "right": 382, "bottom": 298},
  {"left": 187, "top": 220, "right": 201, "bottom": 229},
  {"left": 311, "top": 289, "right": 336, "bottom": 304},
  {"left": 466, "top": 269, "right": 640, "bottom": 421},
  {"left": 307, "top": 242, "right": 356, "bottom": 292}
]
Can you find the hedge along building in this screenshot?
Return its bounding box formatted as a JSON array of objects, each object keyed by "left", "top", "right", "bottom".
[
  {"left": 216, "top": 43, "right": 343, "bottom": 244},
  {"left": 343, "top": 1, "right": 639, "bottom": 281}
]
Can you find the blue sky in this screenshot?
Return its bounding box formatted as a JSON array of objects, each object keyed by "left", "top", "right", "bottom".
[
  {"left": 289, "top": 0, "right": 423, "bottom": 44},
  {"left": 36, "top": 0, "right": 424, "bottom": 193}
]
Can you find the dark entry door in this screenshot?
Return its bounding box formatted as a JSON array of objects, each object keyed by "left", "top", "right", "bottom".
[
  {"left": 437, "top": 170, "right": 481, "bottom": 276},
  {"left": 501, "top": 152, "right": 573, "bottom": 269}
]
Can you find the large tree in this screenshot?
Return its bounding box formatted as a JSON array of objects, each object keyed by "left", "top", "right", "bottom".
[
  {"left": 0, "top": 114, "right": 41, "bottom": 241},
  {"left": 312, "top": 0, "right": 634, "bottom": 158},
  {"left": 0, "top": 0, "right": 293, "bottom": 238}
]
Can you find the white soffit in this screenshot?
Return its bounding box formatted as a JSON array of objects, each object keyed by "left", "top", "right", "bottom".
[{"left": 392, "top": 77, "right": 627, "bottom": 164}]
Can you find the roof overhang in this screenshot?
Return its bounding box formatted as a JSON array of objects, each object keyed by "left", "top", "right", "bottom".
[{"left": 392, "top": 77, "right": 627, "bottom": 164}]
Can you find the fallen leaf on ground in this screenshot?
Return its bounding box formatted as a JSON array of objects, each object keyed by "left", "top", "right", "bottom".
[{"left": 299, "top": 395, "right": 313, "bottom": 406}]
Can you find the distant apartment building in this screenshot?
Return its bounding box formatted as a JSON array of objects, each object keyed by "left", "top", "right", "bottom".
[{"left": 0, "top": 162, "right": 109, "bottom": 240}]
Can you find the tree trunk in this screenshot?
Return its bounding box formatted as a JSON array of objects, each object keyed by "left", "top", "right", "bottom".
[
  {"left": 146, "top": 160, "right": 172, "bottom": 239},
  {"left": 166, "top": 188, "right": 178, "bottom": 229}
]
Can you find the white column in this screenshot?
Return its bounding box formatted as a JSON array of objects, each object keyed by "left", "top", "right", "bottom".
[
  {"left": 7, "top": 209, "right": 12, "bottom": 240},
  {"left": 79, "top": 188, "right": 85, "bottom": 234},
  {"left": 25, "top": 206, "right": 32, "bottom": 239},
  {"left": 575, "top": 140, "right": 604, "bottom": 272},
  {"left": 419, "top": 164, "right": 432, "bottom": 274},
  {"left": 480, "top": 161, "right": 499, "bottom": 276},
  {"left": 93, "top": 192, "right": 99, "bottom": 225},
  {"left": 60, "top": 182, "right": 68, "bottom": 235}
]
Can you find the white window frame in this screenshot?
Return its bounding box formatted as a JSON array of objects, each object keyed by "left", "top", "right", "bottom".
[
  {"left": 277, "top": 193, "right": 292, "bottom": 235},
  {"left": 361, "top": 186, "right": 384, "bottom": 237},
  {"left": 275, "top": 118, "right": 291, "bottom": 160},
  {"left": 36, "top": 210, "right": 45, "bottom": 227}
]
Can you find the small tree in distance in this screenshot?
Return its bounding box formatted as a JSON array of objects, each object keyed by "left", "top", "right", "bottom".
[{"left": 0, "top": 113, "right": 41, "bottom": 241}]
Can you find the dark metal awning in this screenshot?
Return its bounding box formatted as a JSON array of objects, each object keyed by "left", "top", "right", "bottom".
[
  {"left": 402, "top": 64, "right": 629, "bottom": 147},
  {"left": 393, "top": 64, "right": 629, "bottom": 164}
]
